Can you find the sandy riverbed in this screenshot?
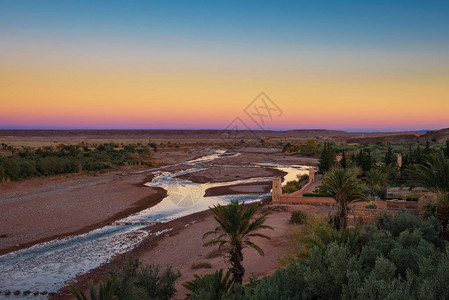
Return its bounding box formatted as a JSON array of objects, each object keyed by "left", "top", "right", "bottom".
[
  {"left": 0, "top": 171, "right": 167, "bottom": 255},
  {"left": 0, "top": 147, "right": 318, "bottom": 299}
]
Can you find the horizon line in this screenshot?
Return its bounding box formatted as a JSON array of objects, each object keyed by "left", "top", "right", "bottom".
[{"left": 0, "top": 127, "right": 444, "bottom": 134}]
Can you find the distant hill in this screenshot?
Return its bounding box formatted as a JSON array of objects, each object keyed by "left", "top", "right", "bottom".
[
  {"left": 0, "top": 128, "right": 447, "bottom": 143},
  {"left": 0, "top": 129, "right": 349, "bottom": 138},
  {"left": 346, "top": 128, "right": 449, "bottom": 144},
  {"left": 346, "top": 134, "right": 421, "bottom": 144},
  {"left": 284, "top": 129, "right": 349, "bottom": 136},
  {"left": 419, "top": 128, "right": 449, "bottom": 143}
]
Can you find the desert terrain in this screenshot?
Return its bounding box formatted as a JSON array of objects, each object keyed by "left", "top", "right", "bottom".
[{"left": 1, "top": 128, "right": 447, "bottom": 299}]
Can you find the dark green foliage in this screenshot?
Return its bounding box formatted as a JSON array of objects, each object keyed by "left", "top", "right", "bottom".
[
  {"left": 0, "top": 143, "right": 154, "bottom": 182},
  {"left": 365, "top": 167, "right": 390, "bottom": 200},
  {"left": 320, "top": 168, "right": 367, "bottom": 229},
  {"left": 340, "top": 150, "right": 347, "bottom": 169},
  {"left": 365, "top": 202, "right": 377, "bottom": 209},
  {"left": 384, "top": 145, "right": 396, "bottom": 166},
  {"left": 70, "top": 277, "right": 143, "bottom": 300},
  {"left": 302, "top": 192, "right": 331, "bottom": 197},
  {"left": 1, "top": 158, "right": 21, "bottom": 180},
  {"left": 415, "top": 145, "right": 424, "bottom": 164},
  {"left": 407, "top": 151, "right": 449, "bottom": 193},
  {"left": 20, "top": 161, "right": 36, "bottom": 178},
  {"left": 183, "top": 269, "right": 232, "bottom": 300},
  {"left": 282, "top": 180, "right": 301, "bottom": 193},
  {"left": 406, "top": 151, "right": 449, "bottom": 240},
  {"left": 354, "top": 147, "right": 375, "bottom": 173},
  {"left": 318, "top": 142, "right": 336, "bottom": 173},
  {"left": 376, "top": 210, "right": 441, "bottom": 248},
  {"left": 215, "top": 211, "right": 446, "bottom": 300},
  {"left": 107, "top": 257, "right": 180, "bottom": 300},
  {"left": 290, "top": 210, "right": 308, "bottom": 224},
  {"left": 386, "top": 194, "right": 420, "bottom": 201},
  {"left": 203, "top": 201, "right": 272, "bottom": 285},
  {"left": 445, "top": 139, "right": 449, "bottom": 158},
  {"left": 0, "top": 165, "right": 6, "bottom": 182},
  {"left": 282, "top": 174, "right": 309, "bottom": 193},
  {"left": 424, "top": 140, "right": 432, "bottom": 156}
]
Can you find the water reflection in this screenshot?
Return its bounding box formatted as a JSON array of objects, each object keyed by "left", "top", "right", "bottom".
[{"left": 0, "top": 153, "right": 308, "bottom": 298}]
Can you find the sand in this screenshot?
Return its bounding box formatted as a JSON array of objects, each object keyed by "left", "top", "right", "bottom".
[
  {"left": 0, "top": 171, "right": 166, "bottom": 255},
  {"left": 204, "top": 181, "right": 272, "bottom": 197},
  {"left": 52, "top": 207, "right": 295, "bottom": 300},
  {"left": 0, "top": 146, "right": 319, "bottom": 299},
  {"left": 176, "top": 166, "right": 288, "bottom": 184}
]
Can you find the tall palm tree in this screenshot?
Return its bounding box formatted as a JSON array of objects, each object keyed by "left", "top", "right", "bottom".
[
  {"left": 320, "top": 168, "right": 367, "bottom": 230},
  {"left": 406, "top": 151, "right": 449, "bottom": 239},
  {"left": 202, "top": 200, "right": 273, "bottom": 286}
]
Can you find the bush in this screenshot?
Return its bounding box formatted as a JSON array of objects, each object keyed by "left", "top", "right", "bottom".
[
  {"left": 282, "top": 180, "right": 301, "bottom": 193},
  {"left": 106, "top": 257, "right": 180, "bottom": 300},
  {"left": 365, "top": 202, "right": 378, "bottom": 209},
  {"left": 375, "top": 210, "right": 441, "bottom": 247},
  {"left": 191, "top": 262, "right": 212, "bottom": 269},
  {"left": 1, "top": 158, "right": 20, "bottom": 180},
  {"left": 290, "top": 210, "right": 308, "bottom": 224},
  {"left": 282, "top": 174, "right": 309, "bottom": 194},
  {"left": 302, "top": 192, "right": 330, "bottom": 198},
  {"left": 205, "top": 249, "right": 223, "bottom": 259},
  {"left": 183, "top": 269, "right": 232, "bottom": 300},
  {"left": 387, "top": 194, "right": 420, "bottom": 201},
  {"left": 220, "top": 211, "right": 446, "bottom": 300},
  {"left": 422, "top": 197, "right": 438, "bottom": 219}
]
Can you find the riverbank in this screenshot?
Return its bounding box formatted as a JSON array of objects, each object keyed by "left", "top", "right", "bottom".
[
  {"left": 0, "top": 170, "right": 166, "bottom": 255},
  {"left": 1, "top": 148, "right": 318, "bottom": 298},
  {"left": 52, "top": 200, "right": 294, "bottom": 300}
]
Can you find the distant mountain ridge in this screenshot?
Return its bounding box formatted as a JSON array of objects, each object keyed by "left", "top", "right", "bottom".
[{"left": 0, "top": 128, "right": 447, "bottom": 143}]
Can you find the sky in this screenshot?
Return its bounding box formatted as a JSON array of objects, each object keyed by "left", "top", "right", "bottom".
[{"left": 0, "top": 0, "right": 448, "bottom": 132}]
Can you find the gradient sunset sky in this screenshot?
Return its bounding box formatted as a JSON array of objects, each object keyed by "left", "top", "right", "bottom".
[{"left": 1, "top": 1, "right": 448, "bottom": 131}]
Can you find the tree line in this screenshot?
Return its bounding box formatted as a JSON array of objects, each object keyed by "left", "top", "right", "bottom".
[{"left": 0, "top": 143, "right": 155, "bottom": 182}]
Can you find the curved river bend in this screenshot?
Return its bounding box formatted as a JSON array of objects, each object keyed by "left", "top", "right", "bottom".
[{"left": 0, "top": 152, "right": 309, "bottom": 299}]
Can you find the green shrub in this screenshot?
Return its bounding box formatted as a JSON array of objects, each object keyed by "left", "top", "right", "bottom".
[
  {"left": 290, "top": 210, "right": 308, "bottom": 224},
  {"left": 375, "top": 210, "right": 441, "bottom": 247},
  {"left": 365, "top": 202, "right": 378, "bottom": 209},
  {"left": 387, "top": 194, "right": 420, "bottom": 201},
  {"left": 183, "top": 269, "right": 232, "bottom": 300},
  {"left": 106, "top": 257, "right": 180, "bottom": 300},
  {"left": 203, "top": 211, "right": 446, "bottom": 300},
  {"left": 282, "top": 180, "right": 301, "bottom": 193},
  {"left": 282, "top": 174, "right": 309, "bottom": 194},
  {"left": 302, "top": 192, "right": 330, "bottom": 198}
]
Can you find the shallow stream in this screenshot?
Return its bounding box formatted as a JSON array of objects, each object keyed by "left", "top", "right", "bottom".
[{"left": 0, "top": 151, "right": 308, "bottom": 299}]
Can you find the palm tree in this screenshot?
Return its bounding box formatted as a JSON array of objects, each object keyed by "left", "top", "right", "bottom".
[
  {"left": 364, "top": 166, "right": 392, "bottom": 200},
  {"left": 202, "top": 200, "right": 273, "bottom": 286},
  {"left": 182, "top": 269, "right": 232, "bottom": 299},
  {"left": 69, "top": 277, "right": 140, "bottom": 300},
  {"left": 320, "top": 168, "right": 367, "bottom": 230},
  {"left": 406, "top": 151, "right": 449, "bottom": 193},
  {"left": 406, "top": 151, "right": 449, "bottom": 239}
]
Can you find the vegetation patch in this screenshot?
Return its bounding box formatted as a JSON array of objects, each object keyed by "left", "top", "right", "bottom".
[
  {"left": 0, "top": 142, "right": 156, "bottom": 182},
  {"left": 290, "top": 210, "right": 308, "bottom": 224},
  {"left": 282, "top": 174, "right": 309, "bottom": 194},
  {"left": 191, "top": 262, "right": 212, "bottom": 270}
]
